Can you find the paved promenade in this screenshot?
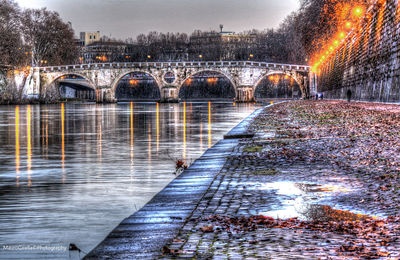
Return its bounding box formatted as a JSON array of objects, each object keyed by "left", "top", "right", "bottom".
[{"left": 87, "top": 101, "right": 400, "bottom": 259}]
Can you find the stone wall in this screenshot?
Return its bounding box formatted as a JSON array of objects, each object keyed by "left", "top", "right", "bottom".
[{"left": 317, "top": 0, "right": 400, "bottom": 102}]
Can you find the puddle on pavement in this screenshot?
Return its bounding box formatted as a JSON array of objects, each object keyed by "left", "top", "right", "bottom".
[{"left": 254, "top": 182, "right": 374, "bottom": 221}]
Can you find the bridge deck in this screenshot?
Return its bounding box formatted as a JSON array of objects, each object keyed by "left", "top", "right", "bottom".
[{"left": 39, "top": 61, "right": 310, "bottom": 73}]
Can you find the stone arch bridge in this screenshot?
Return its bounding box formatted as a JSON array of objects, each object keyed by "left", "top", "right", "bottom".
[{"left": 31, "top": 61, "right": 310, "bottom": 102}]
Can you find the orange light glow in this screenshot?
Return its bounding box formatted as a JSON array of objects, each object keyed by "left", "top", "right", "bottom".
[
  {"left": 27, "top": 105, "right": 32, "bottom": 187},
  {"left": 354, "top": 7, "right": 363, "bottom": 17},
  {"left": 61, "top": 103, "right": 65, "bottom": 183},
  {"left": 346, "top": 22, "right": 352, "bottom": 29},
  {"left": 15, "top": 106, "right": 20, "bottom": 186},
  {"left": 129, "top": 79, "right": 139, "bottom": 86},
  {"left": 339, "top": 32, "right": 345, "bottom": 39},
  {"left": 207, "top": 78, "right": 218, "bottom": 84}
]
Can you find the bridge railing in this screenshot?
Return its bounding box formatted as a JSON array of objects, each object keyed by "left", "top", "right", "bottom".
[{"left": 39, "top": 61, "right": 310, "bottom": 72}]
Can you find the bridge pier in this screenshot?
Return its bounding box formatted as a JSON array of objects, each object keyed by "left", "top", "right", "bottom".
[
  {"left": 236, "top": 86, "right": 255, "bottom": 103},
  {"left": 160, "top": 86, "right": 179, "bottom": 103},
  {"left": 96, "top": 89, "right": 116, "bottom": 103}
]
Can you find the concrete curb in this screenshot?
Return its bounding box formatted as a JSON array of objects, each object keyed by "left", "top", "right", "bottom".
[{"left": 223, "top": 104, "right": 275, "bottom": 140}]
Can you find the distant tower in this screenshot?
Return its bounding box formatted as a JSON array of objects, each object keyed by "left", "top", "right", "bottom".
[{"left": 220, "top": 24, "right": 224, "bottom": 33}]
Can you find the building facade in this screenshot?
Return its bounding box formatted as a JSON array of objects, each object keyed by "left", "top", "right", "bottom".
[{"left": 79, "top": 31, "right": 101, "bottom": 46}]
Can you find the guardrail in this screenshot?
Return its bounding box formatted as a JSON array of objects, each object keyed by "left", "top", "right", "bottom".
[{"left": 39, "top": 61, "right": 310, "bottom": 73}]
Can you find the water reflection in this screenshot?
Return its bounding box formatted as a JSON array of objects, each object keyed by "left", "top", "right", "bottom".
[
  {"left": 156, "top": 103, "right": 159, "bottom": 152},
  {"left": 302, "top": 204, "right": 372, "bottom": 222},
  {"left": 183, "top": 102, "right": 186, "bottom": 160},
  {"left": 61, "top": 103, "right": 65, "bottom": 183},
  {"left": 208, "top": 101, "right": 212, "bottom": 148},
  {"left": 148, "top": 122, "right": 152, "bottom": 162},
  {"left": 97, "top": 106, "right": 102, "bottom": 163},
  {"left": 27, "top": 105, "right": 32, "bottom": 187},
  {"left": 130, "top": 102, "right": 134, "bottom": 166},
  {"left": 258, "top": 182, "right": 373, "bottom": 221},
  {"left": 15, "top": 106, "right": 20, "bottom": 187},
  {"left": 0, "top": 102, "right": 258, "bottom": 259}
]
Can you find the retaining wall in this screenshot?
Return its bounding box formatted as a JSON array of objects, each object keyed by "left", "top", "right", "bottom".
[{"left": 317, "top": 0, "right": 400, "bottom": 102}]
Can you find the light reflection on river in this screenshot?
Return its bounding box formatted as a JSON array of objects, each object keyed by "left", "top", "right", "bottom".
[{"left": 0, "top": 102, "right": 258, "bottom": 259}]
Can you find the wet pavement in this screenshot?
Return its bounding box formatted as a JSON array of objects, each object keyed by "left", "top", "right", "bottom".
[{"left": 88, "top": 101, "right": 400, "bottom": 259}]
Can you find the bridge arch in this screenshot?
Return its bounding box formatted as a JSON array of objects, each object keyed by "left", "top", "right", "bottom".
[
  {"left": 178, "top": 69, "right": 236, "bottom": 100},
  {"left": 179, "top": 69, "right": 236, "bottom": 91},
  {"left": 45, "top": 73, "right": 96, "bottom": 101},
  {"left": 111, "top": 70, "right": 162, "bottom": 101},
  {"left": 254, "top": 71, "right": 305, "bottom": 99}
]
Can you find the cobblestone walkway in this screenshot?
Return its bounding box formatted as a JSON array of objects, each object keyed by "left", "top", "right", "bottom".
[{"left": 161, "top": 101, "right": 400, "bottom": 259}]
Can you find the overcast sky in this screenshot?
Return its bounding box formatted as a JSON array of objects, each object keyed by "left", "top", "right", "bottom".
[{"left": 16, "top": 0, "right": 300, "bottom": 40}]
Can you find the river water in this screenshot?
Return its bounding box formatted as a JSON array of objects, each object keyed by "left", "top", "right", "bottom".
[{"left": 0, "top": 102, "right": 258, "bottom": 259}]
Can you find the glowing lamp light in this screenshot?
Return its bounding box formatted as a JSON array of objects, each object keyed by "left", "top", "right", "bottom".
[
  {"left": 268, "top": 76, "right": 274, "bottom": 81},
  {"left": 129, "top": 79, "right": 138, "bottom": 86},
  {"left": 346, "top": 22, "right": 352, "bottom": 29},
  {"left": 329, "top": 46, "right": 334, "bottom": 51},
  {"left": 339, "top": 32, "right": 345, "bottom": 39},
  {"left": 284, "top": 75, "right": 290, "bottom": 80},
  {"left": 334, "top": 40, "right": 339, "bottom": 46},
  {"left": 207, "top": 78, "right": 218, "bottom": 84},
  {"left": 354, "top": 7, "right": 363, "bottom": 17}
]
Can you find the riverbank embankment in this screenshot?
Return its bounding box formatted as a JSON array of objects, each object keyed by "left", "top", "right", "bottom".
[{"left": 87, "top": 101, "right": 400, "bottom": 259}]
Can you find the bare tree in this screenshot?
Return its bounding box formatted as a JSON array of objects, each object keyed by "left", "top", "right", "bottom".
[
  {"left": 20, "top": 8, "right": 78, "bottom": 66},
  {"left": 0, "top": 0, "right": 25, "bottom": 66}
]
